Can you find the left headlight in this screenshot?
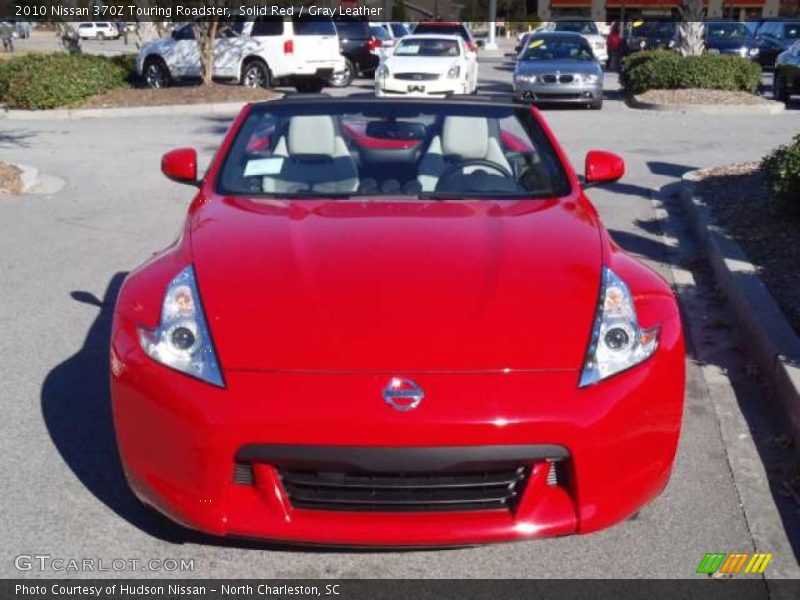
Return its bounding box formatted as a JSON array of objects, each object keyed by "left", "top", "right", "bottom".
[
  {"left": 376, "top": 64, "right": 390, "bottom": 78},
  {"left": 447, "top": 64, "right": 461, "bottom": 79},
  {"left": 579, "top": 267, "right": 660, "bottom": 387},
  {"left": 138, "top": 265, "right": 224, "bottom": 387}
]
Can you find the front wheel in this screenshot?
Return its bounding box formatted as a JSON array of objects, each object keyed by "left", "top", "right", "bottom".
[
  {"left": 97, "top": 32, "right": 105, "bottom": 40},
  {"left": 241, "top": 60, "right": 270, "bottom": 89},
  {"left": 295, "top": 79, "right": 325, "bottom": 93},
  {"left": 143, "top": 58, "right": 171, "bottom": 89},
  {"left": 589, "top": 99, "right": 603, "bottom": 110},
  {"left": 774, "top": 73, "right": 789, "bottom": 104},
  {"left": 327, "top": 59, "right": 355, "bottom": 88}
]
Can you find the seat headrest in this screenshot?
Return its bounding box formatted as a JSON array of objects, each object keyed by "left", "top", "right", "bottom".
[
  {"left": 288, "top": 115, "right": 337, "bottom": 156},
  {"left": 441, "top": 116, "right": 489, "bottom": 159}
]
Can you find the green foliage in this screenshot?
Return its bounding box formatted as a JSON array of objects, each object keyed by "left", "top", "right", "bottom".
[
  {"left": 0, "top": 53, "right": 130, "bottom": 110},
  {"left": 761, "top": 134, "right": 800, "bottom": 216},
  {"left": 621, "top": 51, "right": 762, "bottom": 95}
]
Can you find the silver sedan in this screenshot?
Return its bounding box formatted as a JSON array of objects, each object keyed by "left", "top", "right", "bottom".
[{"left": 513, "top": 32, "right": 604, "bottom": 110}]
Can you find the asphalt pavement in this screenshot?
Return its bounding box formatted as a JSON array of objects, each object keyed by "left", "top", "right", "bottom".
[{"left": 1, "top": 41, "right": 799, "bottom": 580}]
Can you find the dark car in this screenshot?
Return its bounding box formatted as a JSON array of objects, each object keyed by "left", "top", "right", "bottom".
[
  {"left": 704, "top": 21, "right": 760, "bottom": 60},
  {"left": 755, "top": 20, "right": 800, "bottom": 67},
  {"left": 329, "top": 19, "right": 381, "bottom": 88},
  {"left": 774, "top": 40, "right": 800, "bottom": 104},
  {"left": 624, "top": 21, "right": 677, "bottom": 55}
]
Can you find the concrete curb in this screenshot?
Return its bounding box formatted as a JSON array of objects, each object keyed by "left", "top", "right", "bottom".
[
  {"left": 629, "top": 95, "right": 785, "bottom": 114},
  {"left": 0, "top": 101, "right": 253, "bottom": 121},
  {"left": 653, "top": 191, "right": 800, "bottom": 581},
  {"left": 681, "top": 171, "right": 800, "bottom": 447}
]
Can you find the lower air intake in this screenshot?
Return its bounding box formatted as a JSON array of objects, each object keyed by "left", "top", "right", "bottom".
[{"left": 278, "top": 466, "right": 529, "bottom": 512}]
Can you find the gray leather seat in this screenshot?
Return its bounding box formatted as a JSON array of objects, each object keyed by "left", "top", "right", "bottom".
[
  {"left": 417, "top": 116, "right": 512, "bottom": 192},
  {"left": 263, "top": 115, "right": 359, "bottom": 194}
]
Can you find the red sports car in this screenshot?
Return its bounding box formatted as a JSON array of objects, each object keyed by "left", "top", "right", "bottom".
[{"left": 111, "top": 97, "right": 684, "bottom": 546}]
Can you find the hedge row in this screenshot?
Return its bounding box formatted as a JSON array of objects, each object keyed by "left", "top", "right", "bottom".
[
  {"left": 0, "top": 53, "right": 136, "bottom": 110},
  {"left": 621, "top": 50, "right": 762, "bottom": 95},
  {"left": 762, "top": 133, "right": 800, "bottom": 217}
]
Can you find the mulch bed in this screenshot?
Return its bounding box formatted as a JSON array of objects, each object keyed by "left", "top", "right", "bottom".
[
  {"left": 78, "top": 83, "right": 276, "bottom": 108},
  {"left": 694, "top": 163, "right": 800, "bottom": 336},
  {"left": 0, "top": 162, "right": 22, "bottom": 195},
  {"left": 637, "top": 89, "right": 774, "bottom": 106}
]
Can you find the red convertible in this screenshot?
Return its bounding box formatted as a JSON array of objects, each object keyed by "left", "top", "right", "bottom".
[{"left": 111, "top": 97, "right": 684, "bottom": 546}]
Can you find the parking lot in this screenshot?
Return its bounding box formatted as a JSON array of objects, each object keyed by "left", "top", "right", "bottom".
[{"left": 1, "top": 36, "right": 800, "bottom": 579}]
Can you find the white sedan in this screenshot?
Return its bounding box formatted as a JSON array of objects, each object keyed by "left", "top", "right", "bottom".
[{"left": 375, "top": 34, "right": 478, "bottom": 97}]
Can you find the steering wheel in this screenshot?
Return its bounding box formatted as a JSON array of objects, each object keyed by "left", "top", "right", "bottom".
[{"left": 435, "top": 158, "right": 515, "bottom": 191}]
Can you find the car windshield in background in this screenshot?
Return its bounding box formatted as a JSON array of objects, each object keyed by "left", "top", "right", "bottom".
[
  {"left": 633, "top": 22, "right": 677, "bottom": 38},
  {"left": 521, "top": 38, "right": 594, "bottom": 61},
  {"left": 555, "top": 21, "right": 599, "bottom": 35},
  {"left": 217, "top": 102, "right": 570, "bottom": 200},
  {"left": 335, "top": 20, "right": 369, "bottom": 38},
  {"left": 370, "top": 25, "right": 391, "bottom": 41},
  {"left": 705, "top": 22, "right": 749, "bottom": 40},
  {"left": 395, "top": 38, "right": 460, "bottom": 57}
]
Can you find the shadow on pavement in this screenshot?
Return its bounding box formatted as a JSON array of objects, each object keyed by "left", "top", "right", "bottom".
[
  {"left": 41, "top": 274, "right": 459, "bottom": 554},
  {"left": 0, "top": 129, "right": 37, "bottom": 149}
]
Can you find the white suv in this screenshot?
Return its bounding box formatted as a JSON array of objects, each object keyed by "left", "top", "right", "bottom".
[
  {"left": 136, "top": 18, "right": 345, "bottom": 92},
  {"left": 76, "top": 22, "right": 120, "bottom": 40}
]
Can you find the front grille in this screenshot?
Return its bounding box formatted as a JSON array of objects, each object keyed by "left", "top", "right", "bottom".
[
  {"left": 540, "top": 74, "right": 575, "bottom": 84},
  {"left": 278, "top": 466, "right": 529, "bottom": 512},
  {"left": 394, "top": 72, "right": 440, "bottom": 81}
]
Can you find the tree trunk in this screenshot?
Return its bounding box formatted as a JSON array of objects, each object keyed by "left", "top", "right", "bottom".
[
  {"left": 195, "top": 21, "right": 219, "bottom": 87},
  {"left": 677, "top": 0, "right": 706, "bottom": 57}
]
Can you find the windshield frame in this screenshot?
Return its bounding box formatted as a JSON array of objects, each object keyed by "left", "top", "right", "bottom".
[{"left": 213, "top": 99, "right": 573, "bottom": 201}]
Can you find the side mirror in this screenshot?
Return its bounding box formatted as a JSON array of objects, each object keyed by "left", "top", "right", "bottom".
[
  {"left": 584, "top": 150, "right": 624, "bottom": 187},
  {"left": 161, "top": 148, "right": 198, "bottom": 186}
]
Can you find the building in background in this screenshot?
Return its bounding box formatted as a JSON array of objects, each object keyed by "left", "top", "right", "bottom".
[{"left": 536, "top": 1, "right": 781, "bottom": 21}]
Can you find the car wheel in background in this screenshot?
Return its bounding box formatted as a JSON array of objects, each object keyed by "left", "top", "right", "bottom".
[
  {"left": 97, "top": 32, "right": 105, "bottom": 40},
  {"left": 327, "top": 59, "right": 355, "bottom": 88},
  {"left": 143, "top": 57, "right": 171, "bottom": 89},
  {"left": 589, "top": 98, "right": 604, "bottom": 110},
  {"left": 773, "top": 73, "right": 789, "bottom": 104},
  {"left": 241, "top": 59, "right": 271, "bottom": 89}
]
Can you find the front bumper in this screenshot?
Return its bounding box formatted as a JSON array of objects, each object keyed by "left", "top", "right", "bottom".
[
  {"left": 376, "top": 77, "right": 466, "bottom": 98},
  {"left": 513, "top": 81, "right": 603, "bottom": 104},
  {"left": 111, "top": 311, "right": 684, "bottom": 546}
]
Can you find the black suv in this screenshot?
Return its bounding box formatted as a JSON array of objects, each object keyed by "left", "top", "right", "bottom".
[
  {"left": 329, "top": 19, "right": 381, "bottom": 88},
  {"left": 755, "top": 20, "right": 800, "bottom": 67}
]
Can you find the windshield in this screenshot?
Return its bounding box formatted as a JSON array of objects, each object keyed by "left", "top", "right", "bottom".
[
  {"left": 521, "top": 37, "right": 594, "bottom": 61},
  {"left": 555, "top": 21, "right": 599, "bottom": 35},
  {"left": 395, "top": 37, "right": 461, "bottom": 57},
  {"left": 631, "top": 21, "right": 676, "bottom": 38},
  {"left": 217, "top": 102, "right": 570, "bottom": 200},
  {"left": 413, "top": 23, "right": 469, "bottom": 41},
  {"left": 705, "top": 22, "right": 749, "bottom": 40}
]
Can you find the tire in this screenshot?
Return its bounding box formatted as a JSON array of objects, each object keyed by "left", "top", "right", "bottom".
[
  {"left": 97, "top": 32, "right": 105, "bottom": 40},
  {"left": 295, "top": 79, "right": 325, "bottom": 93},
  {"left": 774, "top": 73, "right": 789, "bottom": 104},
  {"left": 143, "top": 57, "right": 171, "bottom": 89},
  {"left": 241, "top": 59, "right": 270, "bottom": 89},
  {"left": 589, "top": 98, "right": 603, "bottom": 110},
  {"left": 327, "top": 59, "right": 355, "bottom": 88}
]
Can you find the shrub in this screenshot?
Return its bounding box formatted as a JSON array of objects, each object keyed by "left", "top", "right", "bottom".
[
  {"left": 761, "top": 134, "right": 800, "bottom": 216},
  {"left": 622, "top": 51, "right": 762, "bottom": 95},
  {"left": 0, "top": 53, "right": 129, "bottom": 110}
]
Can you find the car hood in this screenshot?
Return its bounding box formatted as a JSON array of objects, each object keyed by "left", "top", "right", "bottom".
[
  {"left": 190, "top": 198, "right": 602, "bottom": 373},
  {"left": 385, "top": 55, "right": 460, "bottom": 73},
  {"left": 515, "top": 59, "right": 600, "bottom": 75}
]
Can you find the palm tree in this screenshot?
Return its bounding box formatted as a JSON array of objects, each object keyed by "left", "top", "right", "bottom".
[{"left": 677, "top": 0, "right": 706, "bottom": 57}]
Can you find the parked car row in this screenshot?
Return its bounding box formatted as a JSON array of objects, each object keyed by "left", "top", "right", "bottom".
[{"left": 135, "top": 19, "right": 481, "bottom": 97}]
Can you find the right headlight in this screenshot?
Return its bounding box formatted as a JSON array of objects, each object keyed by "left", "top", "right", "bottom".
[
  {"left": 579, "top": 267, "right": 660, "bottom": 387},
  {"left": 515, "top": 73, "right": 538, "bottom": 84}
]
